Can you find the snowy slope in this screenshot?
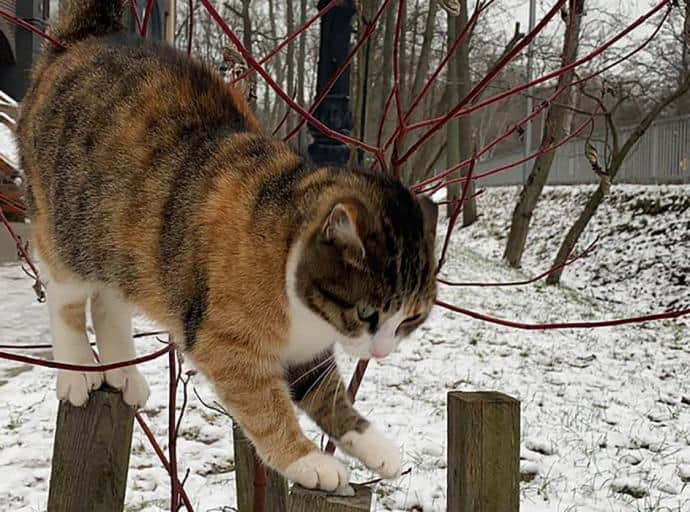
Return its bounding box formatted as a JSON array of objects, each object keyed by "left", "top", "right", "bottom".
[{"left": 1, "top": 203, "right": 688, "bottom": 511}]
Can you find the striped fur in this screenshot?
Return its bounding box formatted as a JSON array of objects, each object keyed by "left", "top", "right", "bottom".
[{"left": 17, "top": 0, "right": 438, "bottom": 488}]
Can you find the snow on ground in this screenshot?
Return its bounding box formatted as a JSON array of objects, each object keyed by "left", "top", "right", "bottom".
[
  {"left": 1, "top": 185, "right": 689, "bottom": 511},
  {"left": 0, "top": 124, "right": 17, "bottom": 168}
]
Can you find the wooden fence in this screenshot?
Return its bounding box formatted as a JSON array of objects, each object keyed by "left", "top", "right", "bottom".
[{"left": 47, "top": 390, "right": 520, "bottom": 511}]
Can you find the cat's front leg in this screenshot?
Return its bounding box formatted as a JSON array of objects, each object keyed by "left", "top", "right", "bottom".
[
  {"left": 191, "top": 337, "right": 349, "bottom": 491},
  {"left": 288, "top": 353, "right": 402, "bottom": 479}
]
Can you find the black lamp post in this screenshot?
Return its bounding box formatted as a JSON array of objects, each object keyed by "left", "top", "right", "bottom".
[{"left": 308, "top": 0, "right": 356, "bottom": 168}]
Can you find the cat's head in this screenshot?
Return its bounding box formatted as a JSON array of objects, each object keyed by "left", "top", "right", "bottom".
[{"left": 289, "top": 172, "right": 438, "bottom": 361}]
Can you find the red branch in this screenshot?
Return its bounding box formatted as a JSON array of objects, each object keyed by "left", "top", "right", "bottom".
[
  {"left": 436, "top": 300, "right": 690, "bottom": 329},
  {"left": 141, "top": 0, "right": 156, "bottom": 38},
  {"left": 134, "top": 412, "right": 195, "bottom": 511},
  {"left": 0, "top": 9, "right": 66, "bottom": 49},
  {"left": 198, "top": 0, "right": 386, "bottom": 170},
  {"left": 282, "top": 0, "right": 394, "bottom": 145},
  {"left": 325, "top": 359, "right": 370, "bottom": 455},
  {"left": 231, "top": 0, "right": 340, "bottom": 85},
  {"left": 0, "top": 343, "right": 172, "bottom": 372},
  {"left": 438, "top": 238, "right": 597, "bottom": 287}
]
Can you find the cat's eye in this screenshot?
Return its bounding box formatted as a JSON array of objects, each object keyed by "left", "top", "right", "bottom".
[
  {"left": 357, "top": 304, "right": 378, "bottom": 322},
  {"left": 403, "top": 313, "right": 422, "bottom": 325}
]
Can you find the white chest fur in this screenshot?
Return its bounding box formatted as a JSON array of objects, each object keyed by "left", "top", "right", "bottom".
[{"left": 283, "top": 243, "right": 339, "bottom": 365}]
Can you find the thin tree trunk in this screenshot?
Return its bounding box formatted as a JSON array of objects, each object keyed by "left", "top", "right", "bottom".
[
  {"left": 286, "top": 0, "right": 295, "bottom": 134},
  {"left": 445, "top": 0, "right": 475, "bottom": 224},
  {"left": 504, "top": 0, "right": 585, "bottom": 267},
  {"left": 241, "top": 0, "right": 255, "bottom": 108},
  {"left": 410, "top": 1, "right": 438, "bottom": 98},
  {"left": 296, "top": 0, "right": 308, "bottom": 152},
  {"left": 546, "top": 77, "right": 690, "bottom": 285}
]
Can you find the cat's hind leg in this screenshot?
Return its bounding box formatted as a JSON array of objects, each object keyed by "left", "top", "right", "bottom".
[
  {"left": 46, "top": 275, "right": 104, "bottom": 406},
  {"left": 91, "top": 287, "right": 150, "bottom": 407}
]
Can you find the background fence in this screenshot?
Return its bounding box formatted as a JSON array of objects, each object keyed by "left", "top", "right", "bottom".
[{"left": 475, "top": 114, "right": 690, "bottom": 187}]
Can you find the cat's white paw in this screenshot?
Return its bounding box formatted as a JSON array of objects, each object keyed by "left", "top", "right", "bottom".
[
  {"left": 56, "top": 369, "right": 104, "bottom": 406},
  {"left": 339, "top": 425, "right": 402, "bottom": 479},
  {"left": 105, "top": 367, "right": 150, "bottom": 408},
  {"left": 284, "top": 451, "right": 350, "bottom": 491}
]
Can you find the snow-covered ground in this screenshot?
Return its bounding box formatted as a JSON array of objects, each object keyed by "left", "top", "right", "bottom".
[{"left": 1, "top": 185, "right": 689, "bottom": 512}]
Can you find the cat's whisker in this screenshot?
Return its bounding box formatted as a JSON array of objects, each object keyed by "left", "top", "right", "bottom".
[
  {"left": 289, "top": 354, "right": 336, "bottom": 388},
  {"left": 304, "top": 361, "right": 337, "bottom": 409}
]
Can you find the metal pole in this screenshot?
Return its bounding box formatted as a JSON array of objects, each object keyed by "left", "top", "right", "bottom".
[
  {"left": 308, "top": 0, "right": 356, "bottom": 167},
  {"left": 523, "top": 0, "right": 536, "bottom": 184}
]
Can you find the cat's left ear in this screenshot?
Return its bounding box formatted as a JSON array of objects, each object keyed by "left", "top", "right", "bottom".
[
  {"left": 322, "top": 202, "right": 366, "bottom": 258},
  {"left": 417, "top": 195, "right": 439, "bottom": 239}
]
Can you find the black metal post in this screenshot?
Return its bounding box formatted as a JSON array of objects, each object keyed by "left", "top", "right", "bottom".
[{"left": 308, "top": 0, "right": 356, "bottom": 167}]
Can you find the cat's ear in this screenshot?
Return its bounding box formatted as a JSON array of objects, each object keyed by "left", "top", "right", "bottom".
[
  {"left": 417, "top": 195, "right": 439, "bottom": 239},
  {"left": 322, "top": 202, "right": 365, "bottom": 258}
]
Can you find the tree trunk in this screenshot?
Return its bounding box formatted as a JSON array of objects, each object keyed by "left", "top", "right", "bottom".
[
  {"left": 241, "top": 0, "right": 255, "bottom": 109},
  {"left": 503, "top": 0, "right": 585, "bottom": 267},
  {"left": 546, "top": 75, "right": 690, "bottom": 284},
  {"left": 410, "top": 1, "right": 438, "bottom": 98},
  {"left": 286, "top": 0, "right": 295, "bottom": 134},
  {"left": 445, "top": 0, "right": 475, "bottom": 224},
  {"left": 296, "top": 0, "right": 308, "bottom": 152}
]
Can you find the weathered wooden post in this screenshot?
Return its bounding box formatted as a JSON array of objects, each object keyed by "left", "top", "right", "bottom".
[
  {"left": 233, "top": 421, "right": 373, "bottom": 512},
  {"left": 233, "top": 422, "right": 289, "bottom": 512},
  {"left": 48, "top": 387, "right": 135, "bottom": 512},
  {"left": 447, "top": 391, "right": 520, "bottom": 512},
  {"left": 289, "top": 485, "right": 372, "bottom": 512}
]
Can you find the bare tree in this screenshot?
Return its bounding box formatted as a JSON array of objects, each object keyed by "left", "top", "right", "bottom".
[
  {"left": 445, "top": 0, "right": 476, "bottom": 223},
  {"left": 503, "top": 0, "right": 585, "bottom": 267},
  {"left": 546, "top": 0, "right": 690, "bottom": 285}
]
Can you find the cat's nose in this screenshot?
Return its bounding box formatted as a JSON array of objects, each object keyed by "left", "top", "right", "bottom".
[{"left": 370, "top": 339, "right": 397, "bottom": 359}]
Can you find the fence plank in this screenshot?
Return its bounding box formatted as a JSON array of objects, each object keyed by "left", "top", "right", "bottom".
[
  {"left": 288, "top": 485, "right": 372, "bottom": 512},
  {"left": 447, "top": 391, "right": 520, "bottom": 512},
  {"left": 47, "top": 387, "right": 135, "bottom": 512}
]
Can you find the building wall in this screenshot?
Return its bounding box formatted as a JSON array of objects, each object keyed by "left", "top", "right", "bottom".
[
  {"left": 0, "top": 1, "right": 171, "bottom": 100},
  {"left": 0, "top": 0, "right": 16, "bottom": 60}
]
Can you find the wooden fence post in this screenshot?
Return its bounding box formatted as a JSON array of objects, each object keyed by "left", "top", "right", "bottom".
[
  {"left": 232, "top": 422, "right": 373, "bottom": 512},
  {"left": 288, "top": 485, "right": 372, "bottom": 512},
  {"left": 447, "top": 391, "right": 520, "bottom": 512},
  {"left": 233, "top": 421, "right": 289, "bottom": 512},
  {"left": 48, "top": 387, "right": 135, "bottom": 512}
]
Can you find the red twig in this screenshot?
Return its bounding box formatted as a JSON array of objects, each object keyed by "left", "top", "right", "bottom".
[
  {"left": 438, "top": 238, "right": 598, "bottom": 287},
  {"left": 168, "top": 347, "right": 180, "bottom": 511},
  {"left": 403, "top": 0, "right": 670, "bottom": 137},
  {"left": 396, "top": 0, "right": 569, "bottom": 166},
  {"left": 129, "top": 0, "right": 144, "bottom": 34},
  {"left": 282, "top": 0, "right": 394, "bottom": 145},
  {"left": 325, "top": 359, "right": 370, "bottom": 455},
  {"left": 198, "top": 0, "right": 386, "bottom": 170},
  {"left": 231, "top": 0, "right": 340, "bottom": 85},
  {"left": 0, "top": 208, "right": 41, "bottom": 280},
  {"left": 0, "top": 9, "right": 66, "bottom": 49},
  {"left": 141, "top": 0, "right": 156, "bottom": 38},
  {"left": 435, "top": 300, "right": 690, "bottom": 329},
  {"left": 134, "top": 412, "right": 195, "bottom": 511},
  {"left": 438, "top": 150, "right": 477, "bottom": 270},
  {"left": 0, "top": 343, "right": 171, "bottom": 372},
  {"left": 423, "top": 99, "right": 602, "bottom": 194},
  {"left": 403, "top": 0, "right": 486, "bottom": 123},
  {"left": 376, "top": 88, "right": 396, "bottom": 148}
]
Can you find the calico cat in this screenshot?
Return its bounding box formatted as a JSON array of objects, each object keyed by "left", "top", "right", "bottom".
[{"left": 17, "top": 0, "right": 438, "bottom": 491}]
